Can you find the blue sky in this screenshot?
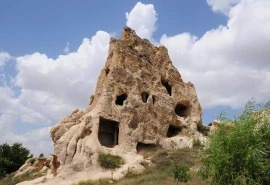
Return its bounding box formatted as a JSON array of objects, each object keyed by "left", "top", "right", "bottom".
[
  {"left": 1, "top": 0, "right": 226, "bottom": 58},
  {"left": 0, "top": 0, "right": 269, "bottom": 156}
]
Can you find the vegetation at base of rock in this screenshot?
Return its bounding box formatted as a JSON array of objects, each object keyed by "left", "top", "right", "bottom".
[
  {"left": 193, "top": 139, "right": 203, "bottom": 147},
  {"left": 0, "top": 143, "right": 31, "bottom": 179},
  {"left": 0, "top": 171, "right": 44, "bottom": 185},
  {"left": 98, "top": 153, "right": 124, "bottom": 169},
  {"left": 172, "top": 164, "right": 191, "bottom": 183},
  {"left": 200, "top": 100, "right": 270, "bottom": 185},
  {"left": 1, "top": 146, "right": 207, "bottom": 185},
  {"left": 73, "top": 178, "right": 112, "bottom": 185},
  {"left": 121, "top": 147, "right": 205, "bottom": 184},
  {"left": 74, "top": 147, "right": 207, "bottom": 185},
  {"left": 0, "top": 173, "right": 19, "bottom": 185},
  {"left": 74, "top": 180, "right": 94, "bottom": 185}
]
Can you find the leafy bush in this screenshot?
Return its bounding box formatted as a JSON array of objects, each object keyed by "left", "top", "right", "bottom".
[
  {"left": 0, "top": 143, "right": 30, "bottom": 179},
  {"left": 98, "top": 153, "right": 124, "bottom": 169},
  {"left": 172, "top": 164, "right": 190, "bottom": 184},
  {"left": 200, "top": 100, "right": 270, "bottom": 185}
]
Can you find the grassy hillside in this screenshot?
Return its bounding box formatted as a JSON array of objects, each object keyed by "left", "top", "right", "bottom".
[
  {"left": 74, "top": 145, "right": 208, "bottom": 185},
  {"left": 0, "top": 145, "right": 207, "bottom": 185}
]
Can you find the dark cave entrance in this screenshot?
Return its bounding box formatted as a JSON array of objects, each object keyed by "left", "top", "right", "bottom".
[
  {"left": 136, "top": 142, "right": 158, "bottom": 153},
  {"left": 161, "top": 79, "right": 172, "bottom": 96},
  {"left": 166, "top": 125, "right": 182, "bottom": 137},
  {"left": 105, "top": 68, "right": 110, "bottom": 76},
  {"left": 141, "top": 92, "right": 149, "bottom": 103},
  {"left": 175, "top": 102, "right": 191, "bottom": 118},
  {"left": 115, "top": 93, "right": 127, "bottom": 106},
  {"left": 98, "top": 117, "right": 119, "bottom": 148}
]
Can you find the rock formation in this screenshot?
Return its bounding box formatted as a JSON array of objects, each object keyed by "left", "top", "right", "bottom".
[
  {"left": 17, "top": 27, "right": 206, "bottom": 185},
  {"left": 14, "top": 155, "right": 60, "bottom": 180},
  {"left": 44, "top": 155, "right": 60, "bottom": 177}
]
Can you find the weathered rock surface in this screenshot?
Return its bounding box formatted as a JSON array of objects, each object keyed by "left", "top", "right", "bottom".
[
  {"left": 17, "top": 27, "right": 206, "bottom": 185},
  {"left": 14, "top": 155, "right": 60, "bottom": 181}
]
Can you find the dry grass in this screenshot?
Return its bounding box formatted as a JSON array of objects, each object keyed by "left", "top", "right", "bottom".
[
  {"left": 75, "top": 146, "right": 208, "bottom": 185},
  {"left": 113, "top": 147, "right": 207, "bottom": 185},
  {"left": 0, "top": 173, "right": 19, "bottom": 185},
  {"left": 2, "top": 146, "right": 208, "bottom": 185},
  {"left": 0, "top": 171, "right": 44, "bottom": 185}
]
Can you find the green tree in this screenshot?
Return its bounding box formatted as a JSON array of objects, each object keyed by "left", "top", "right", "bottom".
[
  {"left": 201, "top": 100, "right": 270, "bottom": 185},
  {"left": 0, "top": 143, "right": 30, "bottom": 179}
]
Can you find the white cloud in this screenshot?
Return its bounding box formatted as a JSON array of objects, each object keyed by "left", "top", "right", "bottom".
[
  {"left": 161, "top": 0, "right": 270, "bottom": 108},
  {"left": 0, "top": 125, "right": 53, "bottom": 156},
  {"left": 0, "top": 52, "right": 11, "bottom": 67},
  {"left": 207, "top": 0, "right": 241, "bottom": 15},
  {"left": 125, "top": 2, "right": 157, "bottom": 40},
  {"left": 0, "top": 31, "right": 110, "bottom": 156},
  {"left": 15, "top": 31, "right": 110, "bottom": 121}
]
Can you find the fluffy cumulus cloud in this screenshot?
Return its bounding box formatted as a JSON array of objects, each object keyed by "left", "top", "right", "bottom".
[
  {"left": 207, "top": 0, "right": 241, "bottom": 15},
  {"left": 0, "top": 31, "right": 110, "bottom": 155},
  {"left": 0, "top": 52, "right": 11, "bottom": 67},
  {"left": 15, "top": 31, "right": 110, "bottom": 122},
  {"left": 125, "top": 2, "right": 157, "bottom": 40},
  {"left": 161, "top": 0, "right": 270, "bottom": 108}
]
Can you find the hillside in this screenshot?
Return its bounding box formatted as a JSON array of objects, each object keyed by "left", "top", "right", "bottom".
[{"left": 0, "top": 144, "right": 208, "bottom": 185}]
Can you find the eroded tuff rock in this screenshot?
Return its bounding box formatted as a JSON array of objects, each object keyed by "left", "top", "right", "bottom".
[
  {"left": 47, "top": 27, "right": 205, "bottom": 183},
  {"left": 14, "top": 155, "right": 60, "bottom": 181}
]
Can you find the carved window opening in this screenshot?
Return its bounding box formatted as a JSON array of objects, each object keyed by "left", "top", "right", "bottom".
[
  {"left": 152, "top": 95, "right": 156, "bottom": 105},
  {"left": 167, "top": 125, "right": 182, "bottom": 137},
  {"left": 141, "top": 92, "right": 149, "bottom": 103},
  {"left": 115, "top": 93, "right": 127, "bottom": 106},
  {"left": 105, "top": 68, "right": 110, "bottom": 76},
  {"left": 136, "top": 142, "right": 157, "bottom": 153},
  {"left": 175, "top": 102, "right": 191, "bottom": 118},
  {"left": 161, "top": 79, "right": 172, "bottom": 96},
  {"left": 98, "top": 117, "right": 119, "bottom": 148}
]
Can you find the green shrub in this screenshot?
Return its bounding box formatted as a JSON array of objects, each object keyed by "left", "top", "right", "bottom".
[
  {"left": 0, "top": 143, "right": 30, "bottom": 179},
  {"left": 200, "top": 100, "right": 270, "bottom": 185},
  {"left": 98, "top": 153, "right": 124, "bottom": 169},
  {"left": 172, "top": 164, "right": 190, "bottom": 184}
]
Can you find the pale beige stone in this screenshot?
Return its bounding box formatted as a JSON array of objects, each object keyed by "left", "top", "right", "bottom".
[
  {"left": 210, "top": 120, "right": 220, "bottom": 132},
  {"left": 14, "top": 155, "right": 58, "bottom": 180},
  {"left": 16, "top": 27, "right": 206, "bottom": 185}
]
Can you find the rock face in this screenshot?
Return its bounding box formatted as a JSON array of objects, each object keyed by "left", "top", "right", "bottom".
[
  {"left": 13, "top": 155, "right": 60, "bottom": 180},
  {"left": 47, "top": 27, "right": 203, "bottom": 183}
]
